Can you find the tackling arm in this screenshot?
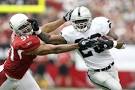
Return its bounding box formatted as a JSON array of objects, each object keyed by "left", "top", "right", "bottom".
[
  {"left": 25, "top": 43, "right": 79, "bottom": 55},
  {"left": 24, "top": 38, "right": 95, "bottom": 55}
]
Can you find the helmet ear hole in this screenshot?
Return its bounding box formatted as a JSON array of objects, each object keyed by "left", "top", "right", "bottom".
[{"left": 9, "top": 21, "right": 13, "bottom": 29}]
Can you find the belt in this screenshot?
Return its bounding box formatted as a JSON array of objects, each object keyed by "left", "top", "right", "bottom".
[{"left": 94, "top": 62, "right": 114, "bottom": 72}]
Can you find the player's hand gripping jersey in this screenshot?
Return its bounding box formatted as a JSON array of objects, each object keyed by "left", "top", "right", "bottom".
[
  {"left": 4, "top": 34, "right": 40, "bottom": 79},
  {"left": 61, "top": 17, "right": 114, "bottom": 69}
]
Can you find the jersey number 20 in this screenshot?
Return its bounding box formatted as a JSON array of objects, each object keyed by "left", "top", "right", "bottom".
[{"left": 75, "top": 38, "right": 93, "bottom": 58}]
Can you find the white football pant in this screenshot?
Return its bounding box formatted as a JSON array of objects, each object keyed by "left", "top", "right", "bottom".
[
  {"left": 87, "top": 66, "right": 122, "bottom": 90},
  {"left": 0, "top": 67, "right": 40, "bottom": 90}
]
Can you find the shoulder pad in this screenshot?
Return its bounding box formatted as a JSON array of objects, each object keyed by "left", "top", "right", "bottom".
[{"left": 92, "top": 17, "right": 111, "bottom": 35}]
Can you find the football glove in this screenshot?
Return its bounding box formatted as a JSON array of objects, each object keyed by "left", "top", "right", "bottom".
[
  {"left": 63, "top": 9, "right": 73, "bottom": 21},
  {"left": 78, "top": 39, "right": 97, "bottom": 49},
  {"left": 27, "top": 18, "right": 41, "bottom": 35},
  {"left": 93, "top": 39, "right": 114, "bottom": 53}
]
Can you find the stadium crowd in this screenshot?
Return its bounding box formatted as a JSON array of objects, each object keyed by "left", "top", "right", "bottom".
[{"left": 0, "top": 0, "right": 135, "bottom": 89}]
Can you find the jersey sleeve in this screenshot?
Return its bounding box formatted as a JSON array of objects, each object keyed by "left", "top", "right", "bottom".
[
  {"left": 18, "top": 35, "right": 40, "bottom": 52},
  {"left": 92, "top": 17, "right": 111, "bottom": 35},
  {"left": 60, "top": 26, "right": 73, "bottom": 43}
]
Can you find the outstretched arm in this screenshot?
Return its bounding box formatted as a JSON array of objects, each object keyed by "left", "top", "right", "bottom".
[
  {"left": 24, "top": 38, "right": 93, "bottom": 55},
  {"left": 41, "top": 18, "right": 65, "bottom": 33},
  {"left": 25, "top": 43, "right": 79, "bottom": 55}
]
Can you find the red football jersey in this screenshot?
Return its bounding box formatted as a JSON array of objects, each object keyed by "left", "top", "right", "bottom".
[{"left": 4, "top": 34, "right": 40, "bottom": 79}]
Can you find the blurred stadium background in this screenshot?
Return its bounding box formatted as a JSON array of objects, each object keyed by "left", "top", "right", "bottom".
[{"left": 0, "top": 0, "right": 135, "bottom": 90}]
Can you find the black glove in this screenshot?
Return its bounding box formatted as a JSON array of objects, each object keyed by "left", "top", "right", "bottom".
[
  {"left": 78, "top": 39, "right": 97, "bottom": 49},
  {"left": 93, "top": 43, "right": 105, "bottom": 53},
  {"left": 93, "top": 39, "right": 114, "bottom": 53},
  {"left": 27, "top": 18, "right": 41, "bottom": 35},
  {"left": 97, "top": 39, "right": 114, "bottom": 49},
  {"left": 63, "top": 9, "right": 73, "bottom": 21}
]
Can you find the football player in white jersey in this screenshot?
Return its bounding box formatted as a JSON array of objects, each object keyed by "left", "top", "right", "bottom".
[{"left": 37, "top": 6, "right": 124, "bottom": 90}]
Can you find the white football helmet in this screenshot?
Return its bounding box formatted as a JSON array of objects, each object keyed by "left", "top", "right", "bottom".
[
  {"left": 71, "top": 6, "right": 92, "bottom": 32},
  {"left": 9, "top": 14, "right": 33, "bottom": 36}
]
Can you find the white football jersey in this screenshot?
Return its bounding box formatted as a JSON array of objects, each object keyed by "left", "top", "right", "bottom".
[{"left": 61, "top": 17, "right": 114, "bottom": 69}]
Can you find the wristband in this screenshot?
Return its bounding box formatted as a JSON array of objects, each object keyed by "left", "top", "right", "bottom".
[
  {"left": 113, "top": 41, "right": 117, "bottom": 47},
  {"left": 35, "top": 29, "right": 41, "bottom": 35}
]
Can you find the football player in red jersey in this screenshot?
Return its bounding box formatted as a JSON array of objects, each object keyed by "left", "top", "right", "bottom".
[{"left": 0, "top": 13, "right": 92, "bottom": 90}]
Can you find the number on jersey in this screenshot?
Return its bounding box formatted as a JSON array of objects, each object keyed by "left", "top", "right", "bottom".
[
  {"left": 75, "top": 38, "right": 93, "bottom": 58},
  {"left": 10, "top": 46, "right": 23, "bottom": 61}
]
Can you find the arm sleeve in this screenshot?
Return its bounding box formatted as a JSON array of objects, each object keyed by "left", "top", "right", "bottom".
[
  {"left": 100, "top": 20, "right": 110, "bottom": 35},
  {"left": 60, "top": 28, "right": 71, "bottom": 43}
]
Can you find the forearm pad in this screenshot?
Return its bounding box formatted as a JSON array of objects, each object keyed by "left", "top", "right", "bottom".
[{"left": 96, "top": 39, "right": 114, "bottom": 50}]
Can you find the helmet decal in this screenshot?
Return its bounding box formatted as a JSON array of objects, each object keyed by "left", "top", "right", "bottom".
[
  {"left": 9, "top": 21, "right": 13, "bottom": 29},
  {"left": 78, "top": 7, "right": 81, "bottom": 16}
]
